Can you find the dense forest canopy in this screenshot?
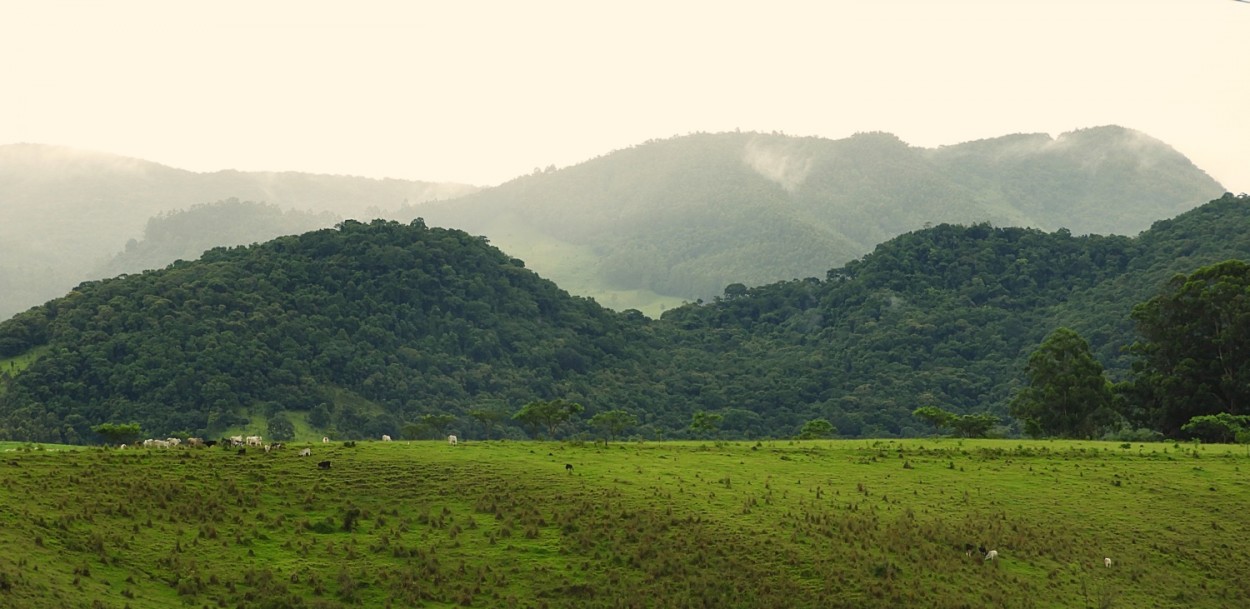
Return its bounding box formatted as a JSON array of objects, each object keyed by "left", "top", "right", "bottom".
[{"left": 1, "top": 194, "right": 1248, "bottom": 444}]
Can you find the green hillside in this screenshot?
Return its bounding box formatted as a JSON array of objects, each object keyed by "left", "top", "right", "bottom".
[{"left": 0, "top": 439, "right": 1245, "bottom": 609}]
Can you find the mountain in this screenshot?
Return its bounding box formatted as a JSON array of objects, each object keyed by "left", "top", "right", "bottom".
[
  {"left": 0, "top": 143, "right": 479, "bottom": 320},
  {"left": 401, "top": 126, "right": 1222, "bottom": 312},
  {"left": 1, "top": 193, "right": 1247, "bottom": 443}
]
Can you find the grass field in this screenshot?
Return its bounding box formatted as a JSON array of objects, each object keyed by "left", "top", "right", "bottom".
[{"left": 0, "top": 438, "right": 1246, "bottom": 608}]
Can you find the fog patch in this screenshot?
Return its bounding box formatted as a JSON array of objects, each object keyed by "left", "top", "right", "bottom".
[{"left": 743, "top": 138, "right": 813, "bottom": 192}]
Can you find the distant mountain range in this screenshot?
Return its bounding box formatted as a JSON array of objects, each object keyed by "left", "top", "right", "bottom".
[
  {"left": 0, "top": 127, "right": 1224, "bottom": 320},
  {"left": 0, "top": 143, "right": 478, "bottom": 320},
  {"left": 401, "top": 127, "right": 1223, "bottom": 311}
]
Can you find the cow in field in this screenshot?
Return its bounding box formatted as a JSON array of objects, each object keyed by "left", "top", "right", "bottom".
[
  {"left": 322, "top": 437, "right": 329, "bottom": 443},
  {"left": 984, "top": 550, "right": 999, "bottom": 561},
  {"left": 318, "top": 460, "right": 331, "bottom": 469},
  {"left": 381, "top": 435, "right": 391, "bottom": 442},
  {"left": 299, "top": 448, "right": 312, "bottom": 457},
  {"left": 448, "top": 435, "right": 458, "bottom": 446}
]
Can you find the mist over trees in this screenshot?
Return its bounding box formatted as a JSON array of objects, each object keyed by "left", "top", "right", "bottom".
[{"left": 404, "top": 126, "right": 1222, "bottom": 308}]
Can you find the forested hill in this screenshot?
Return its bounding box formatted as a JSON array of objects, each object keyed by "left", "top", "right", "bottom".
[
  {"left": 0, "top": 220, "right": 656, "bottom": 443},
  {"left": 402, "top": 126, "right": 1222, "bottom": 307},
  {"left": 1, "top": 194, "right": 1248, "bottom": 443}
]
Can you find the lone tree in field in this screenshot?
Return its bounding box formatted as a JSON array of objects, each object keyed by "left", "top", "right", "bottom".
[
  {"left": 468, "top": 403, "right": 510, "bottom": 440},
  {"left": 1180, "top": 413, "right": 1250, "bottom": 444},
  {"left": 91, "top": 422, "right": 142, "bottom": 446},
  {"left": 913, "top": 406, "right": 957, "bottom": 434},
  {"left": 689, "top": 410, "right": 724, "bottom": 439},
  {"left": 1128, "top": 260, "right": 1250, "bottom": 437},
  {"left": 1010, "top": 327, "right": 1115, "bottom": 438},
  {"left": 513, "top": 399, "right": 584, "bottom": 439},
  {"left": 913, "top": 406, "right": 995, "bottom": 437},
  {"left": 403, "top": 413, "right": 458, "bottom": 440},
  {"left": 798, "top": 418, "right": 836, "bottom": 440},
  {"left": 948, "top": 413, "right": 998, "bottom": 438},
  {"left": 267, "top": 414, "right": 295, "bottom": 441},
  {"left": 589, "top": 409, "right": 638, "bottom": 444}
]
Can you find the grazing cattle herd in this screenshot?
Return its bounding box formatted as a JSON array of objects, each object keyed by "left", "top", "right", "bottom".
[{"left": 124, "top": 433, "right": 468, "bottom": 471}]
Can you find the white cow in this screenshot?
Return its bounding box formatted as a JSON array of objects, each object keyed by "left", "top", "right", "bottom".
[
  {"left": 984, "top": 550, "right": 999, "bottom": 561},
  {"left": 299, "top": 448, "right": 312, "bottom": 457},
  {"left": 230, "top": 435, "right": 244, "bottom": 446},
  {"left": 1104, "top": 557, "right": 1112, "bottom": 567},
  {"left": 166, "top": 437, "right": 181, "bottom": 447},
  {"left": 381, "top": 434, "right": 391, "bottom": 442},
  {"left": 246, "top": 435, "right": 263, "bottom": 447},
  {"left": 322, "top": 436, "right": 330, "bottom": 443},
  {"left": 448, "top": 435, "right": 458, "bottom": 446}
]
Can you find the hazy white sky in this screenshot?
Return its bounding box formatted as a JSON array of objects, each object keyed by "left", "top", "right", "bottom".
[{"left": 3, "top": 0, "right": 1247, "bottom": 190}]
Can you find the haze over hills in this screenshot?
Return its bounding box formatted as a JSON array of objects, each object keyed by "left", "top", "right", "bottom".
[
  {"left": 402, "top": 126, "right": 1223, "bottom": 312},
  {"left": 0, "top": 143, "right": 479, "bottom": 320},
  {"left": 0, "top": 126, "right": 1224, "bottom": 322}
]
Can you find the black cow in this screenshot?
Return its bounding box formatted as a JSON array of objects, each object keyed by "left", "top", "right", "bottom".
[
  {"left": 318, "top": 460, "right": 331, "bottom": 469},
  {"left": 565, "top": 463, "right": 574, "bottom": 473}
]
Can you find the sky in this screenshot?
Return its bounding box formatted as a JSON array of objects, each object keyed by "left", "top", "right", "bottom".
[{"left": 2, "top": 0, "right": 1247, "bottom": 190}]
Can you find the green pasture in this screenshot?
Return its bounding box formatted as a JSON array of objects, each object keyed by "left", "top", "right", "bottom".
[{"left": 0, "top": 439, "right": 1246, "bottom": 608}]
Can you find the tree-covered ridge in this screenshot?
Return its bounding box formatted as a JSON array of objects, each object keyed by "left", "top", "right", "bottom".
[
  {"left": 651, "top": 223, "right": 1137, "bottom": 437},
  {"left": 0, "top": 220, "right": 652, "bottom": 443}
]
